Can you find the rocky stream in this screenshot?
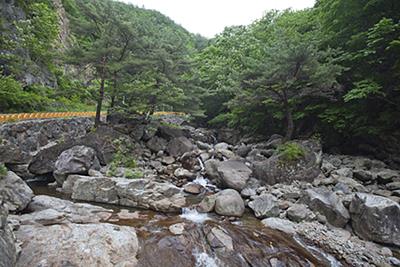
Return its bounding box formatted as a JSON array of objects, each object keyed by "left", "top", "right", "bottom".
[{"left": 1, "top": 114, "right": 400, "bottom": 267}]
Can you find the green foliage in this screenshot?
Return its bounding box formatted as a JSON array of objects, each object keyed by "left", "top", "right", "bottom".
[
  {"left": 16, "top": 2, "right": 59, "bottom": 64},
  {"left": 344, "top": 80, "right": 384, "bottom": 102},
  {"left": 110, "top": 138, "right": 137, "bottom": 169},
  {"left": 194, "top": 10, "right": 343, "bottom": 139},
  {"left": 277, "top": 142, "right": 305, "bottom": 162},
  {"left": 124, "top": 169, "right": 143, "bottom": 179},
  {"left": 0, "top": 163, "right": 7, "bottom": 177}
]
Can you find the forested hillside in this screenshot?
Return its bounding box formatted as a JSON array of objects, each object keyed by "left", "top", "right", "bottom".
[
  {"left": 195, "top": 0, "right": 400, "bottom": 142},
  {"left": 1, "top": 0, "right": 399, "bottom": 150},
  {"left": 0, "top": 0, "right": 204, "bottom": 115}
]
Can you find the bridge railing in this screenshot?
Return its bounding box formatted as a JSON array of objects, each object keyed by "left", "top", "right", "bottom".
[
  {"left": 0, "top": 111, "right": 186, "bottom": 123},
  {"left": 0, "top": 111, "right": 103, "bottom": 123}
]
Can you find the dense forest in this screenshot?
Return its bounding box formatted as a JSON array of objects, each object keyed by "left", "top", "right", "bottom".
[{"left": 0, "top": 0, "right": 399, "bottom": 145}]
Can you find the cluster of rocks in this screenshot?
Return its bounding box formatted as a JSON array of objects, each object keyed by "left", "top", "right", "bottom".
[
  {"left": 188, "top": 136, "right": 400, "bottom": 266},
  {"left": 1, "top": 114, "right": 400, "bottom": 266},
  {"left": 0, "top": 169, "right": 140, "bottom": 266}
]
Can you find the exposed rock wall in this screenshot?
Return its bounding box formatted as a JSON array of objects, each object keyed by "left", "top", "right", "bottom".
[{"left": 0, "top": 118, "right": 93, "bottom": 177}]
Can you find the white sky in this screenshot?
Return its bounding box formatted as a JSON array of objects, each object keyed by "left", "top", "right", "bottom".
[{"left": 119, "top": 0, "right": 316, "bottom": 38}]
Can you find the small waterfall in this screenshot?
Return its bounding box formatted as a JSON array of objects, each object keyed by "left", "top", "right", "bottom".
[
  {"left": 194, "top": 252, "right": 219, "bottom": 267},
  {"left": 192, "top": 176, "right": 208, "bottom": 187},
  {"left": 198, "top": 158, "right": 205, "bottom": 171},
  {"left": 180, "top": 208, "right": 210, "bottom": 224}
]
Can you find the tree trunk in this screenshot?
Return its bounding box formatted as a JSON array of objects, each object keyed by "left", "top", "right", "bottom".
[
  {"left": 95, "top": 76, "right": 105, "bottom": 127},
  {"left": 110, "top": 72, "right": 117, "bottom": 109},
  {"left": 95, "top": 57, "right": 107, "bottom": 127},
  {"left": 282, "top": 90, "right": 294, "bottom": 141},
  {"left": 110, "top": 95, "right": 115, "bottom": 108},
  {"left": 284, "top": 107, "right": 294, "bottom": 141}
]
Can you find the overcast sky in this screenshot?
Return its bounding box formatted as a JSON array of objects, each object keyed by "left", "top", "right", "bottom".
[{"left": 118, "top": 0, "right": 315, "bottom": 38}]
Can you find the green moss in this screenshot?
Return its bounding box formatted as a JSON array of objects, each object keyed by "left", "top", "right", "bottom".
[
  {"left": 277, "top": 142, "right": 305, "bottom": 162},
  {"left": 0, "top": 163, "right": 8, "bottom": 177},
  {"left": 160, "top": 121, "right": 182, "bottom": 129}
]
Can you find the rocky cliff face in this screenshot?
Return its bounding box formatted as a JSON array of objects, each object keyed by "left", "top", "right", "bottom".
[
  {"left": 52, "top": 0, "right": 70, "bottom": 51},
  {"left": 0, "top": 0, "right": 65, "bottom": 87}
]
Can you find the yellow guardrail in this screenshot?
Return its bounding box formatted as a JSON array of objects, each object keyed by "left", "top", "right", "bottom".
[
  {"left": 0, "top": 111, "right": 186, "bottom": 123},
  {"left": 0, "top": 112, "right": 104, "bottom": 123}
]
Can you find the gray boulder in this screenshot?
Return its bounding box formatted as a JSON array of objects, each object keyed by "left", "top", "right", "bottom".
[
  {"left": 65, "top": 175, "right": 187, "bottom": 212},
  {"left": 0, "top": 171, "right": 33, "bottom": 212},
  {"left": 253, "top": 140, "right": 322, "bottom": 185},
  {"left": 0, "top": 200, "right": 16, "bottom": 267},
  {"left": 158, "top": 124, "right": 185, "bottom": 140},
  {"left": 215, "top": 160, "right": 252, "bottom": 191},
  {"left": 377, "top": 169, "right": 399, "bottom": 184},
  {"left": 353, "top": 169, "right": 376, "bottom": 183},
  {"left": 167, "top": 137, "right": 194, "bottom": 157},
  {"left": 146, "top": 136, "right": 168, "bottom": 153},
  {"left": 204, "top": 159, "right": 220, "bottom": 180},
  {"left": 29, "top": 125, "right": 123, "bottom": 175},
  {"left": 261, "top": 218, "right": 297, "bottom": 235},
  {"left": 286, "top": 204, "right": 314, "bottom": 222},
  {"left": 53, "top": 145, "right": 100, "bottom": 185},
  {"left": 215, "top": 189, "right": 245, "bottom": 217},
  {"left": 25, "top": 195, "right": 112, "bottom": 224},
  {"left": 197, "top": 194, "right": 217, "bottom": 213},
  {"left": 303, "top": 188, "right": 350, "bottom": 228},
  {"left": 15, "top": 223, "right": 139, "bottom": 267},
  {"left": 349, "top": 193, "right": 400, "bottom": 246},
  {"left": 248, "top": 194, "right": 280, "bottom": 219}
]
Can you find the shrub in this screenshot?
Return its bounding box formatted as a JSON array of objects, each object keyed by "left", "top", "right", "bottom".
[
  {"left": 277, "top": 142, "right": 305, "bottom": 162},
  {"left": 109, "top": 138, "right": 137, "bottom": 170}
]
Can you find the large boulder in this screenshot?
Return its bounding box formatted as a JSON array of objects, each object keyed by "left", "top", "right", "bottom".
[
  {"left": 64, "top": 175, "right": 187, "bottom": 212},
  {"left": 53, "top": 145, "right": 100, "bottom": 186},
  {"left": 0, "top": 171, "right": 33, "bottom": 212},
  {"left": 349, "top": 193, "right": 400, "bottom": 246},
  {"left": 303, "top": 188, "right": 349, "bottom": 228},
  {"left": 214, "top": 189, "right": 245, "bottom": 217},
  {"left": 0, "top": 200, "right": 16, "bottom": 267},
  {"left": 15, "top": 223, "right": 139, "bottom": 267},
  {"left": 204, "top": 159, "right": 220, "bottom": 180},
  {"left": 253, "top": 140, "right": 322, "bottom": 185},
  {"left": 146, "top": 136, "right": 167, "bottom": 153},
  {"left": 248, "top": 194, "right": 280, "bottom": 219},
  {"left": 24, "top": 195, "right": 112, "bottom": 224},
  {"left": 158, "top": 124, "right": 186, "bottom": 140},
  {"left": 215, "top": 160, "right": 252, "bottom": 191},
  {"left": 29, "top": 125, "right": 123, "bottom": 175},
  {"left": 167, "top": 137, "right": 194, "bottom": 157}
]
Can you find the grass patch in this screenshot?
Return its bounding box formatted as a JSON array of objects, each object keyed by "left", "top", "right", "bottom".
[
  {"left": 277, "top": 142, "right": 305, "bottom": 162},
  {"left": 124, "top": 169, "right": 143, "bottom": 179}
]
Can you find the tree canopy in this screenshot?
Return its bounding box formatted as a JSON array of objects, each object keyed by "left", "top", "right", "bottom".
[{"left": 1, "top": 0, "right": 399, "bottom": 146}]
